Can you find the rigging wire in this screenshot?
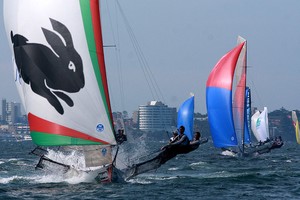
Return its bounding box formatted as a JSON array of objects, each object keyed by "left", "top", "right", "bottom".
[
  {"left": 115, "top": 0, "right": 165, "bottom": 103},
  {"left": 249, "top": 80, "right": 263, "bottom": 108},
  {"left": 103, "top": 0, "right": 126, "bottom": 111},
  {"left": 114, "top": 0, "right": 173, "bottom": 140},
  {"left": 101, "top": 1, "right": 173, "bottom": 168}
]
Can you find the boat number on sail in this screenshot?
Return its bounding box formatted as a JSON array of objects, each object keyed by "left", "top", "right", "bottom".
[
  {"left": 96, "top": 124, "right": 104, "bottom": 132},
  {"left": 10, "top": 18, "right": 85, "bottom": 115}
]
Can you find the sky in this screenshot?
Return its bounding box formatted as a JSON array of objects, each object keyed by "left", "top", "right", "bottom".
[{"left": 1, "top": 0, "right": 300, "bottom": 115}]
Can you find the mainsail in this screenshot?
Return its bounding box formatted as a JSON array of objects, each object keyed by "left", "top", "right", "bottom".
[
  {"left": 244, "top": 87, "right": 251, "bottom": 144},
  {"left": 206, "top": 38, "right": 246, "bottom": 148},
  {"left": 4, "top": 0, "right": 118, "bottom": 181},
  {"left": 292, "top": 111, "right": 300, "bottom": 144},
  {"left": 233, "top": 36, "right": 247, "bottom": 149}
]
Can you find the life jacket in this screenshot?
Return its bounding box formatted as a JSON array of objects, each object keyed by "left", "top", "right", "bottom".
[{"left": 178, "top": 134, "right": 189, "bottom": 146}]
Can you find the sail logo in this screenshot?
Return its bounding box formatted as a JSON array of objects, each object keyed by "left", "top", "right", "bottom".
[
  {"left": 101, "top": 148, "right": 107, "bottom": 157},
  {"left": 256, "top": 119, "right": 261, "bottom": 127},
  {"left": 96, "top": 124, "right": 104, "bottom": 132},
  {"left": 10, "top": 18, "right": 85, "bottom": 115}
]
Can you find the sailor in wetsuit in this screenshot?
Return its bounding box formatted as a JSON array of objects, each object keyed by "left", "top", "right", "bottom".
[
  {"left": 159, "top": 126, "right": 190, "bottom": 164},
  {"left": 162, "top": 126, "right": 189, "bottom": 150},
  {"left": 190, "top": 131, "right": 201, "bottom": 145},
  {"left": 124, "top": 127, "right": 205, "bottom": 179}
]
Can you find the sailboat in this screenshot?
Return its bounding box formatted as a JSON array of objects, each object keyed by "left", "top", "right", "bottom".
[
  {"left": 250, "top": 107, "right": 283, "bottom": 154},
  {"left": 176, "top": 95, "right": 208, "bottom": 151},
  {"left": 206, "top": 36, "right": 247, "bottom": 156},
  {"left": 124, "top": 95, "right": 207, "bottom": 179},
  {"left": 4, "top": 0, "right": 126, "bottom": 182},
  {"left": 206, "top": 36, "right": 283, "bottom": 156},
  {"left": 292, "top": 111, "right": 300, "bottom": 144}
]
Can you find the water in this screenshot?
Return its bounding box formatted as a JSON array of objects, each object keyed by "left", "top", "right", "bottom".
[{"left": 1, "top": 134, "right": 300, "bottom": 200}]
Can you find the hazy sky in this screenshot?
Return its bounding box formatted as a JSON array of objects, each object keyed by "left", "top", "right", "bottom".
[{"left": 1, "top": 0, "right": 300, "bottom": 115}]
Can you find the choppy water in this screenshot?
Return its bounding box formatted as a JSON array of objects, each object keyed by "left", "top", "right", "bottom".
[{"left": 1, "top": 133, "right": 300, "bottom": 200}]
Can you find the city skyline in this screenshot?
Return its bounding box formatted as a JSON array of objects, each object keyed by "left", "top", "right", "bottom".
[{"left": 1, "top": 1, "right": 300, "bottom": 114}]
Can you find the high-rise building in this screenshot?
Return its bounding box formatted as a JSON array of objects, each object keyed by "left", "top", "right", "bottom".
[
  {"left": 1, "top": 99, "right": 7, "bottom": 123},
  {"left": 1, "top": 99, "right": 22, "bottom": 124},
  {"left": 11, "top": 102, "right": 21, "bottom": 124},
  {"left": 138, "top": 101, "right": 176, "bottom": 131}
]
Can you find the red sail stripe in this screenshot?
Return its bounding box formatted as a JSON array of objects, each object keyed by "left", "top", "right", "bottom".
[
  {"left": 206, "top": 42, "right": 245, "bottom": 90},
  {"left": 28, "top": 113, "right": 109, "bottom": 144},
  {"left": 90, "top": 1, "right": 114, "bottom": 124}
]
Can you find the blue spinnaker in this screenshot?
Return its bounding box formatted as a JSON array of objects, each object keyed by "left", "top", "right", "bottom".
[{"left": 177, "top": 96, "right": 194, "bottom": 140}]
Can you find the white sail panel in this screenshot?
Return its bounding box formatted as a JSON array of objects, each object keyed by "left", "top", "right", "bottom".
[
  {"left": 4, "top": 0, "right": 116, "bottom": 144},
  {"left": 251, "top": 110, "right": 260, "bottom": 142},
  {"left": 255, "top": 107, "right": 270, "bottom": 142}
]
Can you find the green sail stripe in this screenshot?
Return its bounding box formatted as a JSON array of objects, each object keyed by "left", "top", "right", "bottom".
[
  {"left": 79, "top": 0, "right": 112, "bottom": 128},
  {"left": 31, "top": 132, "right": 103, "bottom": 146}
]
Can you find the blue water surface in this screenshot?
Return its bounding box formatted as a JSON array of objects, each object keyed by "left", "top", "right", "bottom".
[{"left": 1, "top": 133, "right": 300, "bottom": 200}]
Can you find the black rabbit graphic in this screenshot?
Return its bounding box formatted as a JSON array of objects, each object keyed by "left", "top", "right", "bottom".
[{"left": 11, "top": 18, "right": 85, "bottom": 115}]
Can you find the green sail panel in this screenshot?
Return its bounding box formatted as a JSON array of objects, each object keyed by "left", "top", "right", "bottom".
[{"left": 31, "top": 132, "right": 103, "bottom": 146}]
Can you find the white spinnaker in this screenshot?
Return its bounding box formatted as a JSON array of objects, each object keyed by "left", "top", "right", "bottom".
[
  {"left": 255, "top": 107, "right": 270, "bottom": 142},
  {"left": 251, "top": 110, "right": 260, "bottom": 142}
]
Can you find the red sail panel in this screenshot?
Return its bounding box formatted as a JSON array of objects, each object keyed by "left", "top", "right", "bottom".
[
  {"left": 29, "top": 113, "right": 109, "bottom": 145},
  {"left": 206, "top": 42, "right": 245, "bottom": 90}
]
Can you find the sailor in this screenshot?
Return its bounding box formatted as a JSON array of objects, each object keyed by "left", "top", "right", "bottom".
[
  {"left": 169, "top": 131, "right": 179, "bottom": 143},
  {"left": 274, "top": 136, "right": 283, "bottom": 146},
  {"left": 116, "top": 129, "right": 127, "bottom": 144},
  {"left": 190, "top": 131, "right": 201, "bottom": 145},
  {"left": 161, "top": 125, "right": 189, "bottom": 150}
]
